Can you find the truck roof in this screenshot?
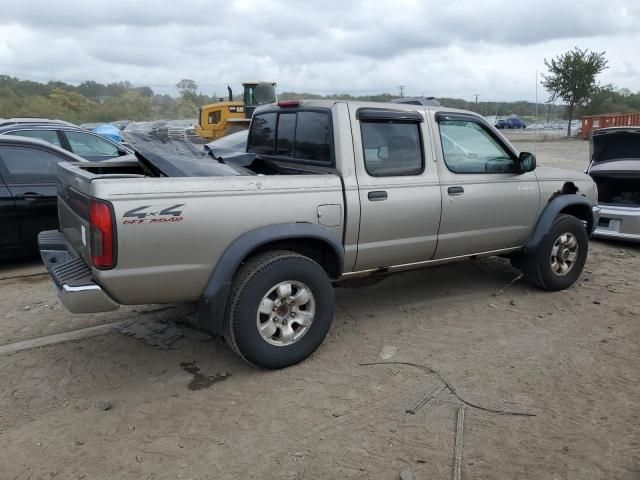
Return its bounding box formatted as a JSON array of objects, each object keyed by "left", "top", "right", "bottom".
[{"left": 255, "top": 99, "right": 473, "bottom": 117}]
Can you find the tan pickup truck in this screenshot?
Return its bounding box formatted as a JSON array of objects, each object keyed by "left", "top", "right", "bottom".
[{"left": 39, "top": 100, "right": 599, "bottom": 368}]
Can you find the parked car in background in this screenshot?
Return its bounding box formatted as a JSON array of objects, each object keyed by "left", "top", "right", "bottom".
[
  {"left": 0, "top": 123, "right": 132, "bottom": 161},
  {"left": 507, "top": 118, "right": 527, "bottom": 129},
  {"left": 0, "top": 117, "right": 76, "bottom": 128},
  {"left": 0, "top": 136, "right": 90, "bottom": 259},
  {"left": 587, "top": 127, "right": 640, "bottom": 241},
  {"left": 495, "top": 119, "right": 509, "bottom": 129}
]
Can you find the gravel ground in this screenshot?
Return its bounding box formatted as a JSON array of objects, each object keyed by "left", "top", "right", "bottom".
[{"left": 0, "top": 137, "right": 638, "bottom": 480}]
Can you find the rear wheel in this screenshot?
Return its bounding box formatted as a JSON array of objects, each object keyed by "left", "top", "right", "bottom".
[
  {"left": 224, "top": 251, "right": 335, "bottom": 369},
  {"left": 515, "top": 214, "right": 588, "bottom": 291}
]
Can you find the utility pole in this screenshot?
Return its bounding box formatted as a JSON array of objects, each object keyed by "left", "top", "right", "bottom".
[
  {"left": 535, "top": 71, "right": 538, "bottom": 124},
  {"left": 399, "top": 85, "right": 405, "bottom": 98},
  {"left": 474, "top": 94, "right": 479, "bottom": 104}
]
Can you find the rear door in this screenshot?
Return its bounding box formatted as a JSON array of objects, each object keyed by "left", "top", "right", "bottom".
[
  {"left": 61, "top": 130, "right": 121, "bottom": 161},
  {"left": 0, "top": 171, "right": 20, "bottom": 251},
  {"left": 351, "top": 108, "right": 442, "bottom": 270},
  {"left": 0, "top": 145, "right": 67, "bottom": 250}
]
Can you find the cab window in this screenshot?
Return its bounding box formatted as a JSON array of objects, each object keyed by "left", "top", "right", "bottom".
[
  {"left": 247, "top": 110, "right": 332, "bottom": 165},
  {"left": 361, "top": 121, "right": 423, "bottom": 176},
  {"left": 438, "top": 119, "right": 515, "bottom": 173}
]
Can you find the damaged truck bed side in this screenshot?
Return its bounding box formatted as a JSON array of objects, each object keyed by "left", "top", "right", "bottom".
[
  {"left": 40, "top": 100, "right": 599, "bottom": 368},
  {"left": 588, "top": 127, "right": 640, "bottom": 241}
]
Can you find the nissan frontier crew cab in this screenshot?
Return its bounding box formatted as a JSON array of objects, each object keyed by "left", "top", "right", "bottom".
[{"left": 39, "top": 100, "right": 599, "bottom": 368}]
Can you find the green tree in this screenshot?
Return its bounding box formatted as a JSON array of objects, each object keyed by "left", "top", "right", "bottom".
[
  {"left": 176, "top": 79, "right": 198, "bottom": 96},
  {"left": 541, "top": 47, "right": 608, "bottom": 136}
]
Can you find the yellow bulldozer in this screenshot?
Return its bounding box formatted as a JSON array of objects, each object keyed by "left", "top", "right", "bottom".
[{"left": 194, "top": 81, "right": 277, "bottom": 140}]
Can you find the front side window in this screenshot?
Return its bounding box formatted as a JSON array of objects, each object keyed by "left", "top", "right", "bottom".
[
  {"left": 438, "top": 119, "right": 515, "bottom": 173},
  {"left": 361, "top": 121, "right": 423, "bottom": 176},
  {"left": 0, "top": 146, "right": 64, "bottom": 184},
  {"left": 9, "top": 129, "right": 62, "bottom": 147},
  {"left": 65, "top": 131, "right": 119, "bottom": 157}
]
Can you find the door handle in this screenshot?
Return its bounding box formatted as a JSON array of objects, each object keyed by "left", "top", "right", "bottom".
[
  {"left": 447, "top": 186, "right": 464, "bottom": 196},
  {"left": 368, "top": 190, "right": 387, "bottom": 201},
  {"left": 22, "top": 192, "right": 44, "bottom": 201}
]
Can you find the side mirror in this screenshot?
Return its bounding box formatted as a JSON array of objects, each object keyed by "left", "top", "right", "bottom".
[
  {"left": 518, "top": 152, "right": 536, "bottom": 173},
  {"left": 117, "top": 146, "right": 128, "bottom": 156},
  {"left": 377, "top": 146, "right": 388, "bottom": 160}
]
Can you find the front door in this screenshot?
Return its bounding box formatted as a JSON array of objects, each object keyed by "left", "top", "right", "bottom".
[
  {"left": 353, "top": 108, "right": 442, "bottom": 270},
  {"left": 432, "top": 113, "right": 540, "bottom": 259}
]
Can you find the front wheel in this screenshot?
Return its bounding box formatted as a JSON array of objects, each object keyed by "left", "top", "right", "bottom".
[
  {"left": 224, "top": 251, "right": 335, "bottom": 369},
  {"left": 515, "top": 214, "right": 589, "bottom": 291}
]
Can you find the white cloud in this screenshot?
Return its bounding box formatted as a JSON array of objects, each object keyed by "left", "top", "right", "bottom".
[{"left": 0, "top": 0, "right": 638, "bottom": 101}]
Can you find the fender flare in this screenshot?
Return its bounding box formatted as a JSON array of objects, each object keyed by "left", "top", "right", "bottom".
[
  {"left": 524, "top": 194, "right": 596, "bottom": 254},
  {"left": 198, "top": 223, "right": 344, "bottom": 336}
]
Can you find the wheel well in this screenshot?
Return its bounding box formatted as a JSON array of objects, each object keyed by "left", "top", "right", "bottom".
[
  {"left": 559, "top": 203, "right": 593, "bottom": 231},
  {"left": 243, "top": 238, "right": 342, "bottom": 279}
]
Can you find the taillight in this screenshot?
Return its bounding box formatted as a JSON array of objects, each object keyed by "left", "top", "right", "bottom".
[{"left": 89, "top": 198, "right": 116, "bottom": 269}]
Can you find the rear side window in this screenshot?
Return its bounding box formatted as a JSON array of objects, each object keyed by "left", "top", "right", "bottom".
[
  {"left": 0, "top": 145, "right": 64, "bottom": 184},
  {"left": 65, "top": 131, "right": 119, "bottom": 157},
  {"left": 248, "top": 110, "right": 332, "bottom": 164},
  {"left": 361, "top": 121, "right": 423, "bottom": 176},
  {"left": 9, "top": 129, "right": 62, "bottom": 147}
]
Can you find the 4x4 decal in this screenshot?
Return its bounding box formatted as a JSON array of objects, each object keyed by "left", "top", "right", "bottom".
[{"left": 122, "top": 204, "right": 184, "bottom": 225}]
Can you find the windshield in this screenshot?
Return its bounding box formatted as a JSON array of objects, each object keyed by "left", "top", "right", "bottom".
[{"left": 244, "top": 84, "right": 277, "bottom": 107}]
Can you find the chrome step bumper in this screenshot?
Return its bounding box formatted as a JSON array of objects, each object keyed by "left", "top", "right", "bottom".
[{"left": 38, "top": 231, "right": 119, "bottom": 313}]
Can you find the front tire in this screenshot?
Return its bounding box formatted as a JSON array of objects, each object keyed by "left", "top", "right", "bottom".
[
  {"left": 224, "top": 251, "right": 335, "bottom": 369},
  {"left": 516, "top": 214, "right": 589, "bottom": 291}
]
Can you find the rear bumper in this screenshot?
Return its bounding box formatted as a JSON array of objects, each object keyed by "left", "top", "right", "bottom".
[
  {"left": 38, "top": 230, "right": 120, "bottom": 313},
  {"left": 592, "top": 204, "right": 640, "bottom": 242}
]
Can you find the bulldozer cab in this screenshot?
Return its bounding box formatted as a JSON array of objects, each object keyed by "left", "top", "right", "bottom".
[
  {"left": 195, "top": 81, "right": 277, "bottom": 141},
  {"left": 243, "top": 82, "right": 277, "bottom": 117}
]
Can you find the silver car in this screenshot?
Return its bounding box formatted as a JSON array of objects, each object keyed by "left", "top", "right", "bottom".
[{"left": 588, "top": 127, "right": 640, "bottom": 241}]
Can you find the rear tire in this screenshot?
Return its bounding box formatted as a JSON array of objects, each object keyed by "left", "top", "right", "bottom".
[
  {"left": 515, "top": 214, "right": 588, "bottom": 291},
  {"left": 224, "top": 250, "right": 335, "bottom": 369}
]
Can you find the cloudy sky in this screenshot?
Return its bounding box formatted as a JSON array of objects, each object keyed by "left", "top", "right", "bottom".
[{"left": 0, "top": 0, "right": 639, "bottom": 102}]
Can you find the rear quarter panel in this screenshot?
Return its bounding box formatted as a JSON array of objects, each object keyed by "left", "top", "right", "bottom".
[{"left": 91, "top": 175, "right": 344, "bottom": 304}]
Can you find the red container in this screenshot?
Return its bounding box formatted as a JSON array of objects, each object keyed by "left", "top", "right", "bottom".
[{"left": 580, "top": 112, "right": 640, "bottom": 139}]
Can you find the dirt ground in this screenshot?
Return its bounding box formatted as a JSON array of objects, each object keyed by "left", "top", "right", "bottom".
[{"left": 1, "top": 136, "right": 638, "bottom": 480}]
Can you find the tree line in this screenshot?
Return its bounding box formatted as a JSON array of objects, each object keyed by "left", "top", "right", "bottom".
[{"left": 1, "top": 56, "right": 636, "bottom": 127}]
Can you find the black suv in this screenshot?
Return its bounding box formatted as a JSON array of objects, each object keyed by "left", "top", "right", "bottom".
[
  {"left": 0, "top": 121, "right": 131, "bottom": 161},
  {"left": 0, "top": 135, "right": 89, "bottom": 259}
]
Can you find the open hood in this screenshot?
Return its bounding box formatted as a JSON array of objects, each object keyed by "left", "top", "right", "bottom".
[
  {"left": 591, "top": 127, "right": 640, "bottom": 165},
  {"left": 124, "top": 132, "right": 253, "bottom": 177}
]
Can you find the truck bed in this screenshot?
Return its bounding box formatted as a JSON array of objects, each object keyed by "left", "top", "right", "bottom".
[{"left": 55, "top": 158, "right": 345, "bottom": 305}]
